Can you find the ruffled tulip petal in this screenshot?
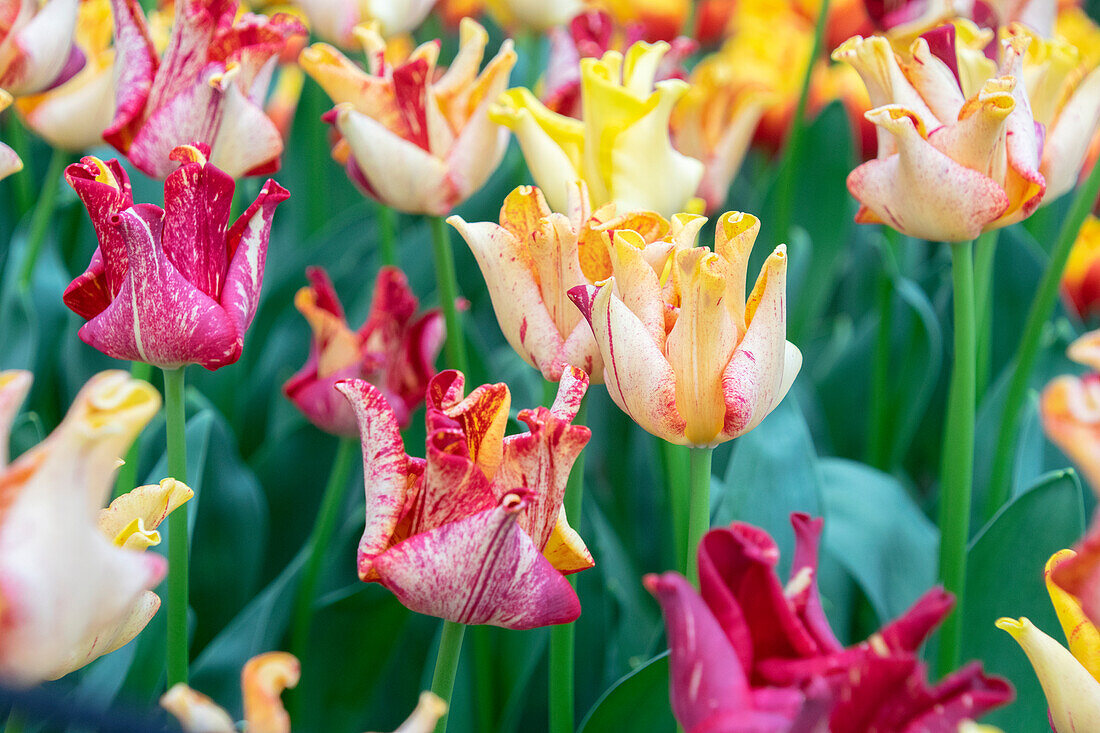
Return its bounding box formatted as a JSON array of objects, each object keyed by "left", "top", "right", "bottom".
[
  {"left": 426, "top": 371, "right": 511, "bottom": 479},
  {"left": 1046, "top": 550, "right": 1100, "bottom": 682},
  {"left": 849, "top": 106, "right": 1010, "bottom": 241},
  {"left": 221, "top": 178, "right": 289, "bottom": 337},
  {"left": 997, "top": 616, "right": 1100, "bottom": 732},
  {"left": 103, "top": 0, "right": 157, "bottom": 152},
  {"left": 373, "top": 493, "right": 581, "bottom": 629},
  {"left": 63, "top": 156, "right": 134, "bottom": 299},
  {"left": 0, "top": 371, "right": 32, "bottom": 471},
  {"left": 98, "top": 478, "right": 193, "bottom": 547},
  {"left": 570, "top": 283, "right": 686, "bottom": 444},
  {"left": 242, "top": 651, "right": 299, "bottom": 733}
]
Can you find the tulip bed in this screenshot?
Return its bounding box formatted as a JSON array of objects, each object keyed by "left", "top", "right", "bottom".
[{"left": 2, "top": 0, "right": 1100, "bottom": 732}]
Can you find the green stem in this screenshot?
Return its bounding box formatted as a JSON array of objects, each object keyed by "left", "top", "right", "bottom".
[
  {"left": 4, "top": 114, "right": 33, "bottom": 216},
  {"left": 686, "top": 447, "right": 714, "bottom": 586},
  {"left": 289, "top": 437, "right": 358, "bottom": 722},
  {"left": 379, "top": 205, "right": 397, "bottom": 267},
  {"left": 472, "top": 627, "right": 495, "bottom": 733},
  {"left": 868, "top": 232, "right": 896, "bottom": 469},
  {"left": 986, "top": 161, "right": 1100, "bottom": 518},
  {"left": 17, "top": 147, "right": 67, "bottom": 292},
  {"left": 936, "top": 241, "right": 976, "bottom": 679},
  {"left": 3, "top": 710, "right": 23, "bottom": 733},
  {"left": 660, "top": 441, "right": 691, "bottom": 572},
  {"left": 163, "top": 367, "right": 189, "bottom": 687},
  {"left": 973, "top": 230, "right": 998, "bottom": 398},
  {"left": 770, "top": 0, "right": 831, "bottom": 245},
  {"left": 431, "top": 620, "right": 467, "bottom": 733},
  {"left": 430, "top": 216, "right": 470, "bottom": 376},
  {"left": 549, "top": 396, "right": 586, "bottom": 733},
  {"left": 113, "top": 361, "right": 154, "bottom": 499}
]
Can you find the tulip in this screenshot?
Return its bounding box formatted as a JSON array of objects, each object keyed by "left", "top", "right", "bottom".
[
  {"left": 337, "top": 367, "right": 594, "bottom": 629},
  {"left": 62, "top": 145, "right": 290, "bottom": 370},
  {"left": 1062, "top": 215, "right": 1100, "bottom": 321},
  {"left": 1040, "top": 330, "right": 1100, "bottom": 494},
  {"left": 568, "top": 210, "right": 801, "bottom": 447},
  {"left": 835, "top": 23, "right": 1052, "bottom": 241},
  {"left": 997, "top": 550, "right": 1100, "bottom": 732},
  {"left": 448, "top": 181, "right": 673, "bottom": 382},
  {"left": 14, "top": 0, "right": 116, "bottom": 151},
  {"left": 284, "top": 266, "right": 444, "bottom": 435},
  {"left": 0, "top": 91, "right": 21, "bottom": 181},
  {"left": 486, "top": 0, "right": 584, "bottom": 33},
  {"left": 104, "top": 0, "right": 306, "bottom": 179},
  {"left": 0, "top": 370, "right": 176, "bottom": 686},
  {"left": 595, "top": 0, "right": 690, "bottom": 42},
  {"left": 1049, "top": 518, "right": 1100, "bottom": 634},
  {"left": 295, "top": 0, "right": 438, "bottom": 45},
  {"left": 542, "top": 11, "right": 696, "bottom": 120},
  {"left": 0, "top": 0, "right": 81, "bottom": 97},
  {"left": 163, "top": 651, "right": 446, "bottom": 733},
  {"left": 491, "top": 39, "right": 705, "bottom": 217},
  {"left": 300, "top": 17, "right": 517, "bottom": 217},
  {"left": 646, "top": 514, "right": 1013, "bottom": 732}
]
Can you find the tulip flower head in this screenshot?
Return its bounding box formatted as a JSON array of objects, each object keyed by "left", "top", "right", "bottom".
[
  {"left": 284, "top": 265, "right": 444, "bottom": 435},
  {"left": 1047, "top": 514, "right": 1100, "bottom": 636},
  {"left": 300, "top": 17, "right": 517, "bottom": 217},
  {"left": 337, "top": 367, "right": 594, "bottom": 629},
  {"left": 646, "top": 514, "right": 1013, "bottom": 732},
  {"left": 996, "top": 550, "right": 1100, "bottom": 733},
  {"left": 0, "top": 0, "right": 81, "bottom": 97},
  {"left": 568, "top": 210, "right": 802, "bottom": 447},
  {"left": 295, "top": 0, "right": 439, "bottom": 46},
  {"left": 63, "top": 145, "right": 290, "bottom": 370},
  {"left": 14, "top": 0, "right": 117, "bottom": 151},
  {"left": 104, "top": 0, "right": 306, "bottom": 179},
  {"left": 837, "top": 22, "right": 1100, "bottom": 240},
  {"left": 590, "top": 0, "right": 690, "bottom": 42},
  {"left": 163, "top": 651, "right": 446, "bottom": 733},
  {"left": 449, "top": 181, "right": 675, "bottom": 383},
  {"left": 491, "top": 39, "right": 705, "bottom": 217},
  {"left": 1040, "top": 330, "right": 1100, "bottom": 496},
  {"left": 0, "top": 91, "right": 22, "bottom": 181},
  {"left": 1062, "top": 215, "right": 1100, "bottom": 321},
  {"left": 486, "top": 0, "right": 585, "bottom": 33},
  {"left": 0, "top": 370, "right": 189, "bottom": 686}
]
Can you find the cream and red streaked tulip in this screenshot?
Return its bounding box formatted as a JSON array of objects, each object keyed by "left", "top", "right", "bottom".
[
  {"left": 14, "top": 0, "right": 117, "bottom": 151},
  {"left": 295, "top": 0, "right": 438, "bottom": 45},
  {"left": 300, "top": 17, "right": 516, "bottom": 217},
  {"left": 0, "top": 91, "right": 22, "bottom": 181},
  {"left": 491, "top": 39, "right": 704, "bottom": 218},
  {"left": 284, "top": 266, "right": 444, "bottom": 435},
  {"left": 448, "top": 182, "right": 673, "bottom": 382},
  {"left": 163, "top": 651, "right": 446, "bottom": 733},
  {"left": 568, "top": 211, "right": 802, "bottom": 447},
  {"left": 997, "top": 550, "right": 1100, "bottom": 733},
  {"left": 0, "top": 370, "right": 175, "bottom": 686},
  {"left": 835, "top": 24, "right": 1050, "bottom": 241},
  {"left": 62, "top": 145, "right": 289, "bottom": 370},
  {"left": 0, "top": 0, "right": 81, "bottom": 97},
  {"left": 104, "top": 0, "right": 306, "bottom": 179},
  {"left": 646, "top": 514, "right": 1013, "bottom": 731},
  {"left": 336, "top": 368, "right": 594, "bottom": 629}
]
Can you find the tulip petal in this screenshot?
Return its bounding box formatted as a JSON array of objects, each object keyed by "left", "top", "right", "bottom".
[
  {"left": 997, "top": 616, "right": 1100, "bottom": 732},
  {"left": 426, "top": 371, "right": 511, "bottom": 480},
  {"left": 162, "top": 684, "right": 236, "bottom": 733},
  {"left": 1052, "top": 521, "right": 1100, "bottom": 639},
  {"left": 64, "top": 156, "right": 134, "bottom": 298},
  {"left": 161, "top": 151, "right": 235, "bottom": 299},
  {"left": 0, "top": 371, "right": 32, "bottom": 471},
  {"left": 0, "top": 0, "right": 80, "bottom": 96},
  {"left": 98, "top": 478, "right": 193, "bottom": 546},
  {"left": 569, "top": 282, "right": 685, "bottom": 444},
  {"left": 46, "top": 590, "right": 161, "bottom": 681},
  {"left": 713, "top": 211, "right": 759, "bottom": 336},
  {"left": 337, "top": 378, "right": 415, "bottom": 581},
  {"left": 103, "top": 0, "right": 157, "bottom": 152},
  {"left": 373, "top": 493, "right": 581, "bottom": 629},
  {"left": 242, "top": 651, "right": 299, "bottom": 733},
  {"left": 1043, "top": 66, "right": 1100, "bottom": 201},
  {"left": 375, "top": 691, "right": 447, "bottom": 733},
  {"left": 1046, "top": 549, "right": 1100, "bottom": 682},
  {"left": 1040, "top": 373, "right": 1100, "bottom": 494}
]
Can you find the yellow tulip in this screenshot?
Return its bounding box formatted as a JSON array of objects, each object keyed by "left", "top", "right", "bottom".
[{"left": 491, "top": 40, "right": 704, "bottom": 217}]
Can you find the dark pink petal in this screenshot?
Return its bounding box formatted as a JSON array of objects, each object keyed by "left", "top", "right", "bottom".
[
  {"left": 145, "top": 0, "right": 232, "bottom": 117},
  {"left": 62, "top": 249, "right": 112, "bottom": 320},
  {"left": 104, "top": 0, "right": 157, "bottom": 153},
  {"left": 789, "top": 514, "right": 843, "bottom": 654},
  {"left": 208, "top": 12, "right": 306, "bottom": 93},
  {"left": 392, "top": 57, "right": 432, "bottom": 152},
  {"left": 645, "top": 572, "right": 796, "bottom": 733},
  {"left": 161, "top": 154, "right": 234, "bottom": 299},
  {"left": 283, "top": 361, "right": 360, "bottom": 437},
  {"left": 858, "top": 661, "right": 1013, "bottom": 732},
  {"left": 388, "top": 308, "right": 444, "bottom": 420},
  {"left": 78, "top": 205, "right": 241, "bottom": 368},
  {"left": 65, "top": 157, "right": 133, "bottom": 296},
  {"left": 305, "top": 266, "right": 345, "bottom": 319},
  {"left": 876, "top": 587, "right": 953, "bottom": 653},
  {"left": 918, "top": 25, "right": 961, "bottom": 88},
  {"left": 828, "top": 655, "right": 919, "bottom": 733},
  {"left": 220, "top": 178, "right": 289, "bottom": 337},
  {"left": 374, "top": 493, "right": 581, "bottom": 629},
  {"left": 336, "top": 378, "right": 415, "bottom": 581},
  {"left": 411, "top": 428, "right": 497, "bottom": 536}
]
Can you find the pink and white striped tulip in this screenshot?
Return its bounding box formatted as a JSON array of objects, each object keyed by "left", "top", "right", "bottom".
[
  {"left": 105, "top": 0, "right": 306, "bottom": 179},
  {"left": 336, "top": 368, "right": 594, "bottom": 629},
  {"left": 63, "top": 144, "right": 290, "bottom": 370},
  {"left": 568, "top": 211, "right": 802, "bottom": 447},
  {"left": 0, "top": 0, "right": 81, "bottom": 96},
  {"left": 0, "top": 370, "right": 172, "bottom": 686},
  {"left": 284, "top": 266, "right": 444, "bottom": 435}
]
